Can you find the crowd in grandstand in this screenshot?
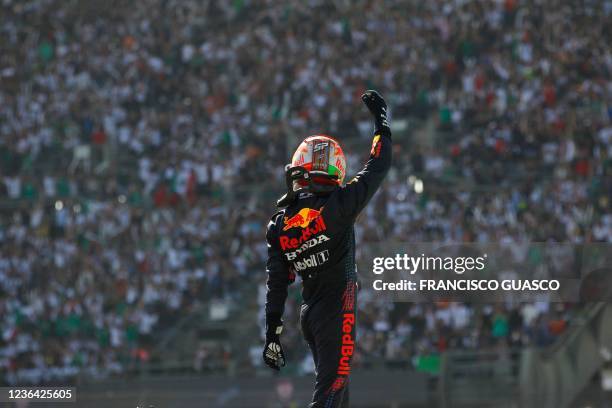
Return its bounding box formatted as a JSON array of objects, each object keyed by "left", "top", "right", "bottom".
[{"left": 0, "top": 0, "right": 610, "bottom": 383}]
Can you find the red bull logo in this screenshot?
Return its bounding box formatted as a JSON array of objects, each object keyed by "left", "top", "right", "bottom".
[
  {"left": 337, "top": 313, "right": 355, "bottom": 376},
  {"left": 282, "top": 207, "right": 323, "bottom": 231},
  {"left": 279, "top": 215, "right": 327, "bottom": 251}
]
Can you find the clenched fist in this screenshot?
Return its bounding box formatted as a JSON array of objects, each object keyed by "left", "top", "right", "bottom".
[{"left": 362, "top": 90, "right": 390, "bottom": 134}]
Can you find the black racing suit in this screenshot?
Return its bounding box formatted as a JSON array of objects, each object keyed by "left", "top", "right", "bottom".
[{"left": 265, "top": 129, "right": 392, "bottom": 407}]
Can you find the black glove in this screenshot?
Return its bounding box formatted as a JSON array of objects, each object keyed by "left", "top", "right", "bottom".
[
  {"left": 263, "top": 315, "right": 286, "bottom": 371},
  {"left": 362, "top": 90, "right": 390, "bottom": 134}
]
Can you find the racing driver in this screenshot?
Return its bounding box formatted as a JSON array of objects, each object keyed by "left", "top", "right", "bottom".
[{"left": 262, "top": 90, "right": 392, "bottom": 407}]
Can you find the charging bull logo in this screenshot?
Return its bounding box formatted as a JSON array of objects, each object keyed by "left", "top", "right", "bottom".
[{"left": 282, "top": 207, "right": 323, "bottom": 231}]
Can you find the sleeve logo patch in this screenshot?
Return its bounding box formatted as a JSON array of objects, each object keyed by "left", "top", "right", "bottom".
[{"left": 370, "top": 134, "right": 381, "bottom": 158}]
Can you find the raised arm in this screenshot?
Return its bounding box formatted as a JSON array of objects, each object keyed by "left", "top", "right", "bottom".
[{"left": 335, "top": 90, "right": 393, "bottom": 220}]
